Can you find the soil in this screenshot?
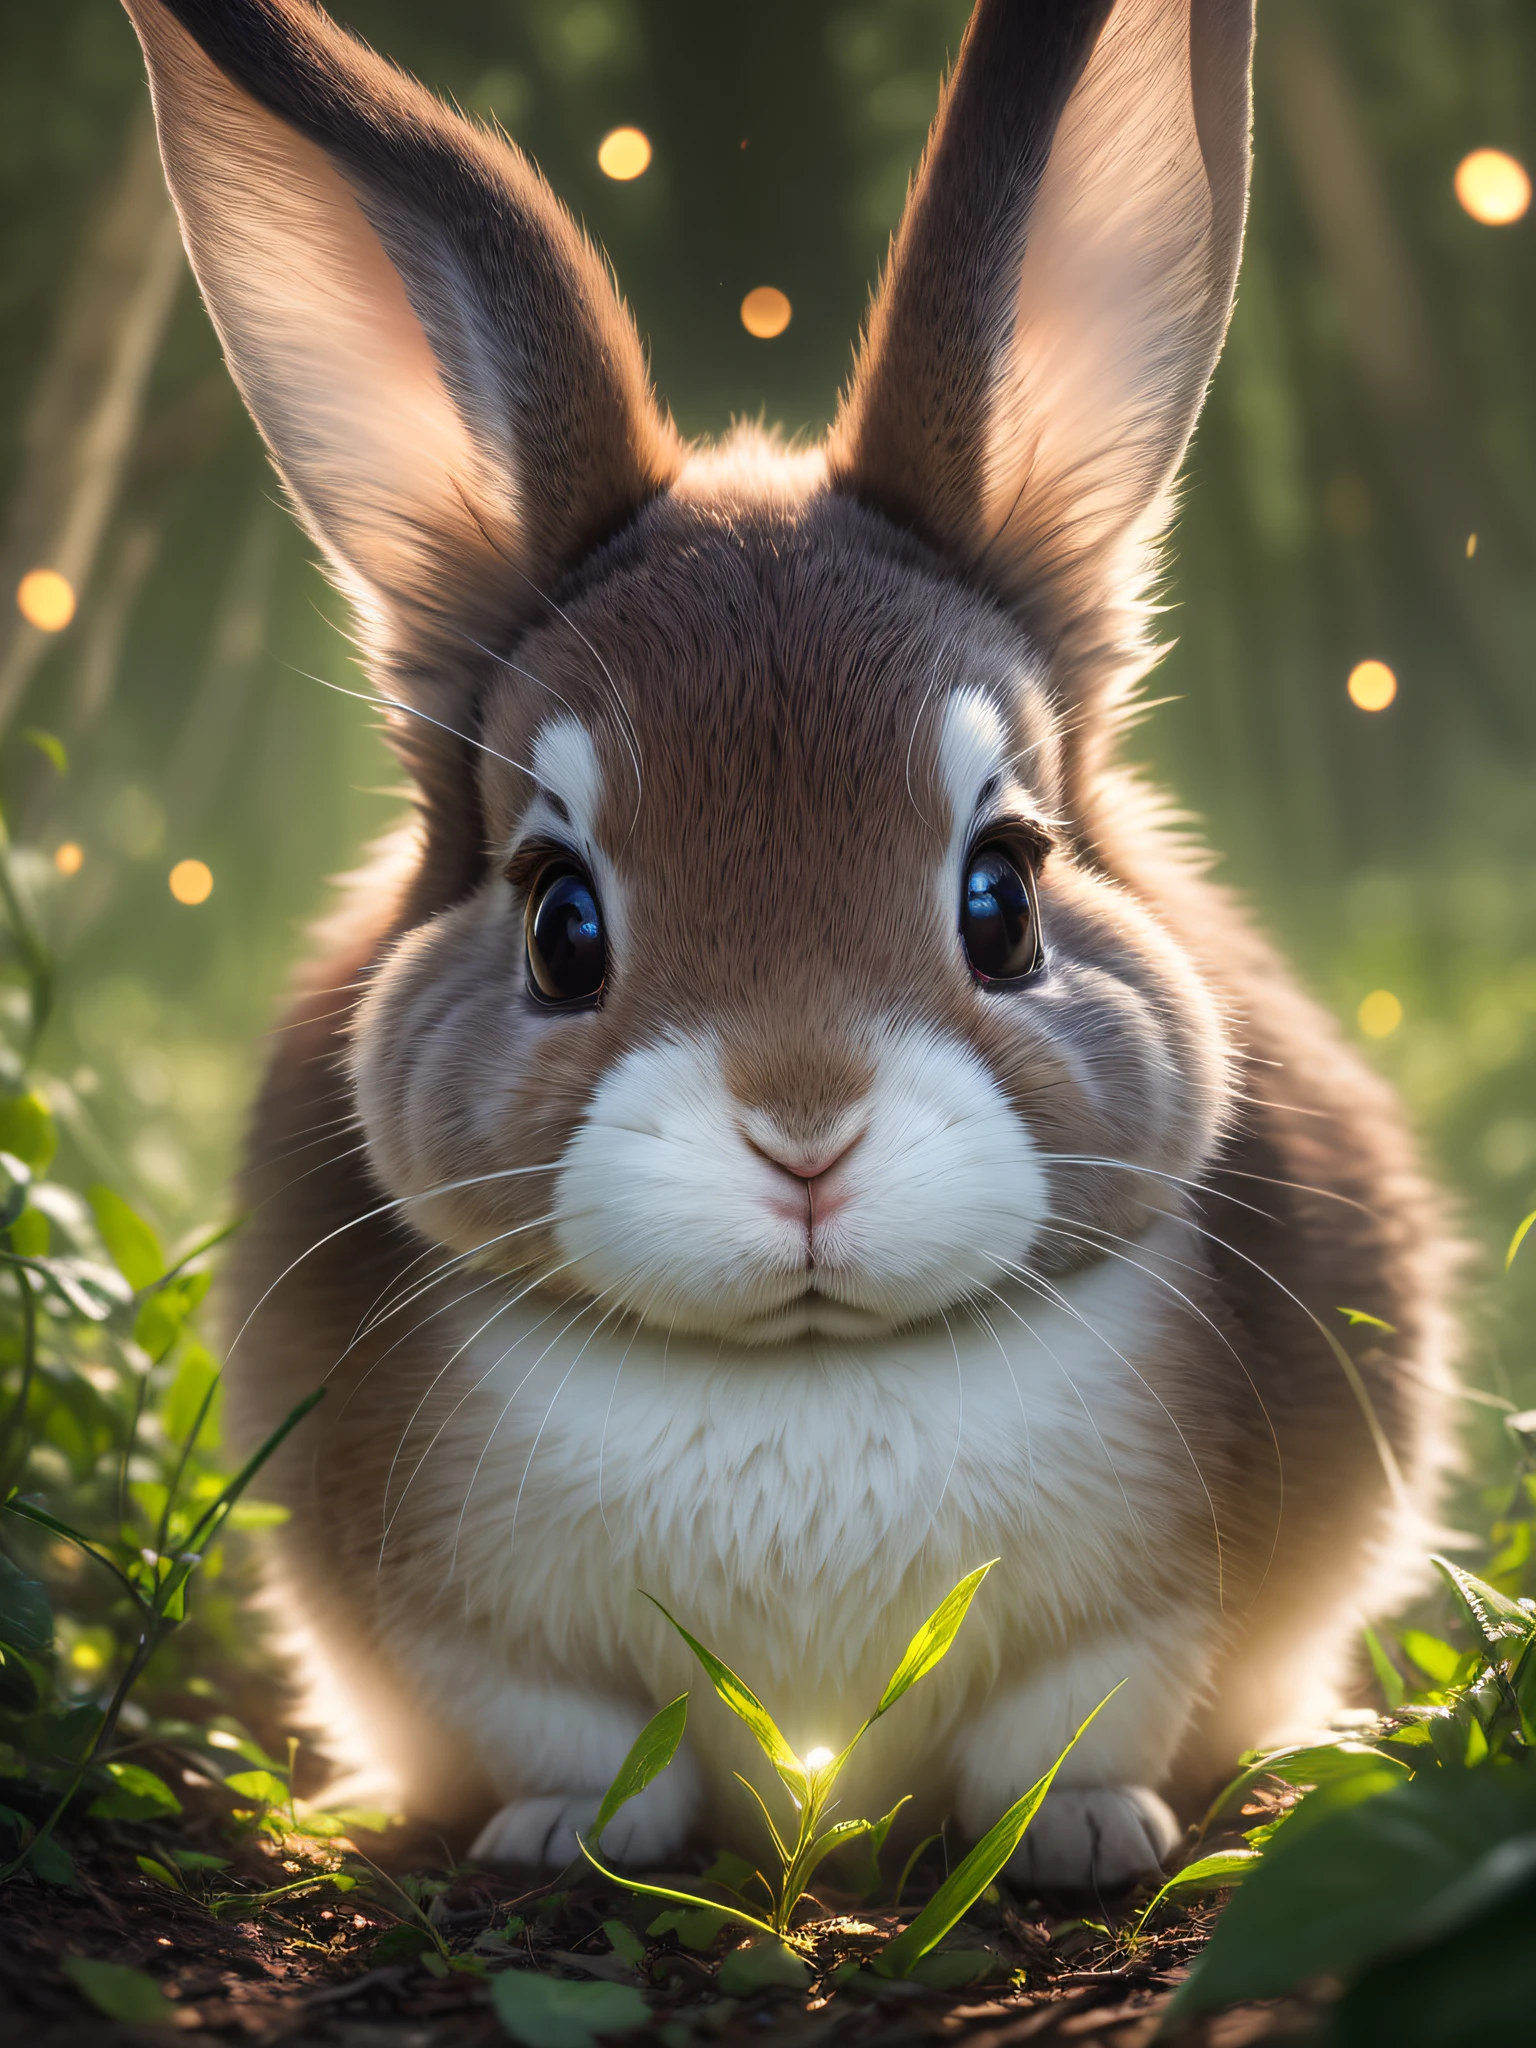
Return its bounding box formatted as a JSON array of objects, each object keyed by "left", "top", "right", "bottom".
[{"left": 0, "top": 1777, "right": 1309, "bottom": 2048}]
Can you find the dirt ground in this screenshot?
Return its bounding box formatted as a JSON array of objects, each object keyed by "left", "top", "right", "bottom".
[{"left": 0, "top": 1782, "right": 1306, "bottom": 2048}]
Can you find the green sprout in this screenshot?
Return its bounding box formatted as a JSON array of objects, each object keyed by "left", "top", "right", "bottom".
[{"left": 575, "top": 1561, "right": 1121, "bottom": 1980}]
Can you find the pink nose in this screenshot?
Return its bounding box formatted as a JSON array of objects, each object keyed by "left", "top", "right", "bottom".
[{"left": 748, "top": 1133, "right": 862, "bottom": 1183}]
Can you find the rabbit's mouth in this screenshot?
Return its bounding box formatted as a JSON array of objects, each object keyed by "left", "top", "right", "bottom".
[
  {"left": 546, "top": 1022, "right": 1054, "bottom": 1346},
  {"left": 724, "top": 1286, "right": 931, "bottom": 1347}
]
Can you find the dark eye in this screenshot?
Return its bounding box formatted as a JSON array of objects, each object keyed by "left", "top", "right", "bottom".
[
  {"left": 961, "top": 843, "right": 1043, "bottom": 983},
  {"left": 525, "top": 863, "right": 606, "bottom": 1006}
]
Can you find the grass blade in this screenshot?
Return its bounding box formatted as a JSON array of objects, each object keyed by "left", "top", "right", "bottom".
[
  {"left": 2, "top": 1498, "right": 146, "bottom": 1612},
  {"left": 576, "top": 1837, "right": 781, "bottom": 1942},
  {"left": 876, "top": 1682, "right": 1124, "bottom": 1979},
  {"left": 642, "top": 1593, "right": 801, "bottom": 1783},
  {"left": 590, "top": 1694, "right": 687, "bottom": 1845},
  {"left": 1506, "top": 1209, "right": 1536, "bottom": 1272},
  {"left": 1132, "top": 1849, "right": 1261, "bottom": 1937},
  {"left": 875, "top": 1562, "right": 997, "bottom": 1718},
  {"left": 183, "top": 1386, "right": 325, "bottom": 1556}
]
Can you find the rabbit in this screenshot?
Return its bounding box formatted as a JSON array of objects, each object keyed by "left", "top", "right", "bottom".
[{"left": 124, "top": 0, "right": 1455, "bottom": 1890}]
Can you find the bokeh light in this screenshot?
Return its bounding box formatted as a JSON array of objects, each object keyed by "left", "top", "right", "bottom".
[
  {"left": 1455, "top": 149, "right": 1531, "bottom": 225},
  {"left": 53, "top": 842, "right": 84, "bottom": 877},
  {"left": 16, "top": 568, "right": 76, "bottom": 632},
  {"left": 740, "top": 286, "right": 792, "bottom": 339},
  {"left": 597, "top": 127, "right": 651, "bottom": 180},
  {"left": 169, "top": 858, "right": 214, "bottom": 905},
  {"left": 1347, "top": 659, "right": 1397, "bottom": 711},
  {"left": 1358, "top": 990, "right": 1404, "bottom": 1039}
]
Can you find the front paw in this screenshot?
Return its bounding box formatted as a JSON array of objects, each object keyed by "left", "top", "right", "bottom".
[
  {"left": 1010, "top": 1785, "right": 1180, "bottom": 1892},
  {"left": 471, "top": 1777, "right": 690, "bottom": 1871}
]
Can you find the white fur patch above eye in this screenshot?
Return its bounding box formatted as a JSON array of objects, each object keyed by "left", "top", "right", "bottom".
[
  {"left": 552, "top": 1020, "right": 1050, "bottom": 1342},
  {"left": 937, "top": 688, "right": 1007, "bottom": 865},
  {"left": 530, "top": 718, "right": 604, "bottom": 844}
]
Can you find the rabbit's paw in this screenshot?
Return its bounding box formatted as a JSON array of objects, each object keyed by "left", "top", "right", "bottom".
[
  {"left": 471, "top": 1782, "right": 689, "bottom": 1870},
  {"left": 1009, "top": 1786, "right": 1179, "bottom": 1892}
]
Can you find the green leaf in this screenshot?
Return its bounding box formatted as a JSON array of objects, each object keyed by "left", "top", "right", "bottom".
[
  {"left": 907, "top": 1949, "right": 999, "bottom": 1989},
  {"left": 603, "top": 1919, "right": 646, "bottom": 1967},
  {"left": 136, "top": 1855, "right": 182, "bottom": 1891},
  {"left": 877, "top": 1682, "right": 1123, "bottom": 1979},
  {"left": 23, "top": 1254, "right": 124, "bottom": 1320},
  {"left": 1363, "top": 1623, "right": 1406, "bottom": 1708},
  {"left": 87, "top": 1185, "right": 164, "bottom": 1291},
  {"left": 223, "top": 1768, "right": 289, "bottom": 1806},
  {"left": 61, "top": 1957, "right": 176, "bottom": 2025},
  {"left": 1203, "top": 1739, "right": 1409, "bottom": 1837},
  {"left": 25, "top": 1829, "right": 75, "bottom": 1885},
  {"left": 9, "top": 1205, "right": 48, "bottom": 1257},
  {"left": 717, "top": 1938, "right": 810, "bottom": 1995},
  {"left": 164, "top": 1343, "right": 221, "bottom": 1450},
  {"left": 1331, "top": 1883, "right": 1536, "bottom": 2046},
  {"left": 641, "top": 1594, "right": 800, "bottom": 1782},
  {"left": 89, "top": 1761, "right": 183, "bottom": 1822},
  {"left": 224, "top": 1499, "right": 290, "bottom": 1531},
  {"left": 491, "top": 1969, "right": 649, "bottom": 2048},
  {"left": 369, "top": 1924, "right": 437, "bottom": 1965},
  {"left": 646, "top": 1903, "right": 733, "bottom": 1950},
  {"left": 133, "top": 1270, "right": 211, "bottom": 1361},
  {"left": 836, "top": 1794, "right": 910, "bottom": 1899},
  {"left": 1134, "top": 1849, "right": 1261, "bottom": 1934},
  {"left": 590, "top": 1693, "right": 687, "bottom": 1846},
  {"left": 1507, "top": 1209, "right": 1536, "bottom": 1272},
  {"left": 875, "top": 1562, "right": 997, "bottom": 1717},
  {"left": 0, "top": 1549, "right": 53, "bottom": 1656},
  {"left": 22, "top": 728, "right": 67, "bottom": 775},
  {"left": 1166, "top": 1765, "right": 1536, "bottom": 2021},
  {"left": 0, "top": 1091, "right": 56, "bottom": 1171},
  {"left": 1431, "top": 1554, "right": 1536, "bottom": 1668},
  {"left": 1399, "top": 1629, "right": 1463, "bottom": 1687},
  {"left": 1263, "top": 1742, "right": 1409, "bottom": 1793},
  {"left": 701, "top": 1849, "right": 758, "bottom": 1894}
]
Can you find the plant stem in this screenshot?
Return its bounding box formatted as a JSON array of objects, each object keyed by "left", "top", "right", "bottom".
[{"left": 0, "top": 1265, "right": 37, "bottom": 1494}]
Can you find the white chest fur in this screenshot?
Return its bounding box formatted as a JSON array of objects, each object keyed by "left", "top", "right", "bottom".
[{"left": 378, "top": 1230, "right": 1214, "bottom": 1811}]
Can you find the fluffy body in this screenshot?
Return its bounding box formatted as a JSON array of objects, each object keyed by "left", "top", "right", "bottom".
[{"left": 122, "top": 0, "right": 1456, "bottom": 1889}]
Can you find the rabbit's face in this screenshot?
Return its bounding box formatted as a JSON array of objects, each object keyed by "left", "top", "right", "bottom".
[
  {"left": 126, "top": 0, "right": 1254, "bottom": 1343},
  {"left": 352, "top": 468, "right": 1231, "bottom": 1344}
]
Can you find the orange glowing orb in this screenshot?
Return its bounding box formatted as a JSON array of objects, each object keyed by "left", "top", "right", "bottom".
[
  {"left": 1455, "top": 149, "right": 1531, "bottom": 225},
  {"left": 169, "top": 858, "right": 214, "bottom": 905},
  {"left": 1347, "top": 660, "right": 1397, "bottom": 712},
  {"left": 17, "top": 569, "right": 76, "bottom": 632},
  {"left": 53, "top": 842, "right": 84, "bottom": 877},
  {"left": 597, "top": 127, "right": 651, "bottom": 180},
  {"left": 740, "top": 286, "right": 792, "bottom": 339}
]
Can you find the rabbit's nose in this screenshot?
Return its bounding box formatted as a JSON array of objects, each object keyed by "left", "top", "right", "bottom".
[
  {"left": 745, "top": 1131, "right": 864, "bottom": 1183},
  {"left": 735, "top": 1102, "right": 868, "bottom": 1187}
]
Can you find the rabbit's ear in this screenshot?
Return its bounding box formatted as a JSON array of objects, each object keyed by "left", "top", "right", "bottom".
[
  {"left": 123, "top": 0, "right": 679, "bottom": 657},
  {"left": 829, "top": 0, "right": 1254, "bottom": 726}
]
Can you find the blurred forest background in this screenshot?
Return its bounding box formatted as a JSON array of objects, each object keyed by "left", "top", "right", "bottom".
[{"left": 0, "top": 0, "right": 1532, "bottom": 1410}]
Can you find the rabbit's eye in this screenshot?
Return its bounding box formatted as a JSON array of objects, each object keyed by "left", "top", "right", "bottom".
[
  {"left": 525, "top": 862, "right": 606, "bottom": 1006},
  {"left": 961, "top": 843, "right": 1043, "bottom": 984}
]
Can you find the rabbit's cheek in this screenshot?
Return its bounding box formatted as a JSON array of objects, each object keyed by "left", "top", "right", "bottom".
[{"left": 552, "top": 1021, "right": 1048, "bottom": 1341}]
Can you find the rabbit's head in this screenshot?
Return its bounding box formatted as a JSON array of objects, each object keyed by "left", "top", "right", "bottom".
[{"left": 129, "top": 0, "right": 1253, "bottom": 1344}]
